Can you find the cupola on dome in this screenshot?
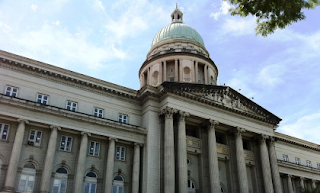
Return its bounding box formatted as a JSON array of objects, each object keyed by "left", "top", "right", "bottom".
[{"left": 151, "top": 6, "right": 205, "bottom": 47}]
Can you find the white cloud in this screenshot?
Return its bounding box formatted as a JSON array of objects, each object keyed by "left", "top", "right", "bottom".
[
  {"left": 257, "top": 64, "right": 285, "bottom": 87},
  {"left": 210, "top": 1, "right": 231, "bottom": 20},
  {"left": 54, "top": 20, "right": 60, "bottom": 25},
  {"left": 31, "top": 4, "right": 38, "bottom": 11},
  {"left": 279, "top": 113, "right": 320, "bottom": 144},
  {"left": 222, "top": 17, "right": 256, "bottom": 36}
]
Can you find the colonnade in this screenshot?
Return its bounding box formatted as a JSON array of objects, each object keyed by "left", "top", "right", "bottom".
[
  {"left": 160, "top": 106, "right": 283, "bottom": 193},
  {"left": 286, "top": 175, "right": 318, "bottom": 193},
  {"left": 3, "top": 119, "right": 143, "bottom": 193},
  {"left": 141, "top": 58, "right": 214, "bottom": 86}
]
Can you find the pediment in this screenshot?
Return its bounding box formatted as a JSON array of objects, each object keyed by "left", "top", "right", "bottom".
[{"left": 161, "top": 82, "right": 281, "bottom": 125}]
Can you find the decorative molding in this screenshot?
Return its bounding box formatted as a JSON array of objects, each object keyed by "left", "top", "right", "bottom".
[
  {"left": 244, "top": 150, "right": 254, "bottom": 161},
  {"left": 109, "top": 137, "right": 118, "bottom": 142},
  {"left": 178, "top": 111, "right": 190, "bottom": 122},
  {"left": 159, "top": 106, "right": 178, "bottom": 119},
  {"left": 17, "top": 118, "right": 29, "bottom": 124},
  {"left": 50, "top": 125, "right": 61, "bottom": 130},
  {"left": 186, "top": 136, "right": 201, "bottom": 149},
  {"left": 217, "top": 143, "right": 229, "bottom": 155},
  {"left": 134, "top": 143, "right": 144, "bottom": 147}
]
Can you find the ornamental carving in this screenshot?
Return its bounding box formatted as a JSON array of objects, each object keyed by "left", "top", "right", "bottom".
[
  {"left": 159, "top": 107, "right": 178, "bottom": 119},
  {"left": 208, "top": 119, "right": 219, "bottom": 130},
  {"left": 186, "top": 136, "right": 201, "bottom": 149},
  {"left": 244, "top": 150, "right": 254, "bottom": 161},
  {"left": 234, "top": 127, "right": 246, "bottom": 137},
  {"left": 178, "top": 111, "right": 190, "bottom": 122},
  {"left": 259, "top": 134, "right": 269, "bottom": 144},
  {"left": 217, "top": 143, "right": 229, "bottom": 155}
]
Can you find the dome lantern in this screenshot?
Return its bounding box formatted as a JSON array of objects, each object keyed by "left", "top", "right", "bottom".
[{"left": 171, "top": 4, "right": 183, "bottom": 23}]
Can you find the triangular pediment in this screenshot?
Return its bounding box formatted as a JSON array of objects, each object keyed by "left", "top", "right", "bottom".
[{"left": 160, "top": 82, "right": 281, "bottom": 125}]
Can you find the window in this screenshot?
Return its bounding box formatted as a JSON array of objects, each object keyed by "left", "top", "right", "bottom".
[
  {"left": 170, "top": 69, "right": 174, "bottom": 73},
  {"left": 116, "top": 146, "right": 126, "bottom": 161},
  {"left": 283, "top": 155, "right": 289, "bottom": 162},
  {"left": 5, "top": 86, "right": 18, "bottom": 97},
  {"left": 118, "top": 114, "right": 127, "bottom": 123},
  {"left": 66, "top": 101, "right": 77, "bottom": 112},
  {"left": 37, "top": 94, "right": 49, "bottom": 104},
  {"left": 28, "top": 130, "right": 42, "bottom": 146},
  {"left": 317, "top": 163, "right": 320, "bottom": 170},
  {"left": 0, "top": 123, "right": 9, "bottom": 140},
  {"left": 307, "top": 160, "right": 312, "bottom": 167},
  {"left": 94, "top": 108, "right": 103, "bottom": 118},
  {"left": 52, "top": 168, "right": 68, "bottom": 193},
  {"left": 89, "top": 141, "right": 100, "bottom": 156},
  {"left": 60, "top": 136, "right": 72, "bottom": 152},
  {"left": 295, "top": 157, "right": 300, "bottom": 165},
  {"left": 187, "top": 158, "right": 190, "bottom": 165},
  {"left": 18, "top": 163, "right": 36, "bottom": 193},
  {"left": 112, "top": 176, "right": 124, "bottom": 193},
  {"left": 84, "top": 172, "right": 97, "bottom": 193},
  {"left": 188, "top": 179, "right": 196, "bottom": 193},
  {"left": 169, "top": 78, "right": 175, "bottom": 82}
]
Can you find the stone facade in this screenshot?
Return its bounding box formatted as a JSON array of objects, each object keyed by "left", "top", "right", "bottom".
[{"left": 0, "top": 7, "right": 320, "bottom": 193}]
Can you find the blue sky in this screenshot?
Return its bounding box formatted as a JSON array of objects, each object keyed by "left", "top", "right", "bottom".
[{"left": 0, "top": 0, "right": 320, "bottom": 143}]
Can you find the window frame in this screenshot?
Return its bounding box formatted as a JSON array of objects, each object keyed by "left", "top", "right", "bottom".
[
  {"left": 317, "top": 163, "right": 320, "bottom": 170},
  {"left": 84, "top": 172, "right": 97, "bottom": 193},
  {"left": 28, "top": 129, "right": 42, "bottom": 146},
  {"left": 118, "top": 114, "right": 128, "bottom": 124},
  {"left": 36, "top": 93, "right": 49, "bottom": 105},
  {"left": 66, "top": 101, "right": 77, "bottom": 112},
  {"left": 283, "top": 154, "right": 289, "bottom": 162},
  {"left": 306, "top": 160, "right": 312, "bottom": 167},
  {"left": 115, "top": 146, "right": 126, "bottom": 161},
  {"left": 93, "top": 108, "right": 104, "bottom": 118},
  {"left": 59, "top": 135, "right": 73, "bottom": 152},
  {"left": 5, "top": 85, "right": 19, "bottom": 97},
  {"left": 0, "top": 123, "right": 10, "bottom": 141},
  {"left": 17, "top": 163, "right": 36, "bottom": 193},
  {"left": 89, "top": 141, "right": 100, "bottom": 157},
  {"left": 295, "top": 157, "right": 300, "bottom": 165},
  {"left": 52, "top": 168, "right": 68, "bottom": 193}
]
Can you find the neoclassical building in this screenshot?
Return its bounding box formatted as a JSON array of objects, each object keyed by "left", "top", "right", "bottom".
[{"left": 0, "top": 7, "right": 319, "bottom": 193}]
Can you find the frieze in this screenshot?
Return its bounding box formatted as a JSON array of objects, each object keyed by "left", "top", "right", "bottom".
[
  {"left": 186, "top": 136, "right": 201, "bottom": 149},
  {"left": 244, "top": 150, "right": 254, "bottom": 161},
  {"left": 217, "top": 143, "right": 229, "bottom": 155}
]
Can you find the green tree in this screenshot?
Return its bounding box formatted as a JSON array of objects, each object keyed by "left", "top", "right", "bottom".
[
  {"left": 226, "top": 0, "right": 320, "bottom": 36},
  {"left": 303, "top": 187, "right": 320, "bottom": 193}
]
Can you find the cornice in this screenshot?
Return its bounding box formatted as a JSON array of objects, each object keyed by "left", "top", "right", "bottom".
[
  {"left": 278, "top": 159, "right": 320, "bottom": 175},
  {"left": 0, "top": 94, "right": 146, "bottom": 134},
  {"left": 275, "top": 132, "right": 320, "bottom": 152},
  {"left": 0, "top": 51, "right": 139, "bottom": 104}
]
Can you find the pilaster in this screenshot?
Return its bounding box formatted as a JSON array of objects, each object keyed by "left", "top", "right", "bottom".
[
  {"left": 105, "top": 137, "right": 118, "bottom": 193},
  {"left": 259, "top": 134, "right": 274, "bottom": 193},
  {"left": 269, "top": 137, "right": 283, "bottom": 193}
]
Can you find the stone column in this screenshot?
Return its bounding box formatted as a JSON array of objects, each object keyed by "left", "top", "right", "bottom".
[
  {"left": 191, "top": 60, "right": 195, "bottom": 82},
  {"left": 175, "top": 59, "right": 178, "bottom": 82},
  {"left": 159, "top": 62, "right": 162, "bottom": 83},
  {"left": 4, "top": 119, "right": 28, "bottom": 192},
  {"left": 208, "top": 120, "right": 221, "bottom": 193},
  {"left": 204, "top": 64, "right": 208, "bottom": 84},
  {"left": 132, "top": 143, "right": 143, "bottom": 193},
  {"left": 74, "top": 132, "right": 90, "bottom": 193},
  {"left": 195, "top": 61, "right": 198, "bottom": 83},
  {"left": 234, "top": 127, "right": 249, "bottom": 193},
  {"left": 259, "top": 134, "right": 274, "bottom": 193},
  {"left": 207, "top": 66, "right": 211, "bottom": 84},
  {"left": 300, "top": 177, "right": 305, "bottom": 192},
  {"left": 105, "top": 137, "right": 118, "bottom": 193},
  {"left": 269, "top": 137, "right": 283, "bottom": 193},
  {"left": 163, "top": 61, "right": 167, "bottom": 82},
  {"left": 40, "top": 125, "right": 60, "bottom": 193},
  {"left": 312, "top": 180, "right": 317, "bottom": 189},
  {"left": 179, "top": 59, "right": 183, "bottom": 81},
  {"left": 287, "top": 175, "right": 294, "bottom": 193},
  {"left": 177, "top": 111, "right": 190, "bottom": 193},
  {"left": 161, "top": 107, "right": 177, "bottom": 193},
  {"left": 148, "top": 68, "right": 151, "bottom": 85}
]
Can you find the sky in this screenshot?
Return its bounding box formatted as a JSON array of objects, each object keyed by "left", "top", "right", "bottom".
[{"left": 0, "top": 0, "right": 320, "bottom": 144}]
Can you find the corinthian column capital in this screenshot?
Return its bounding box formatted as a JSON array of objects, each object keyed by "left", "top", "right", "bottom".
[
  {"left": 235, "top": 127, "right": 246, "bottom": 137},
  {"left": 259, "top": 134, "right": 269, "bottom": 144},
  {"left": 178, "top": 111, "right": 190, "bottom": 122},
  {"left": 17, "top": 119, "right": 29, "bottom": 124},
  {"left": 50, "top": 125, "right": 61, "bottom": 130},
  {"left": 159, "top": 107, "right": 178, "bottom": 119},
  {"left": 134, "top": 143, "right": 143, "bottom": 147},
  {"left": 109, "top": 137, "right": 118, "bottom": 142}
]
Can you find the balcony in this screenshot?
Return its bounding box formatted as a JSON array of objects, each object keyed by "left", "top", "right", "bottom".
[{"left": 186, "top": 136, "right": 201, "bottom": 149}]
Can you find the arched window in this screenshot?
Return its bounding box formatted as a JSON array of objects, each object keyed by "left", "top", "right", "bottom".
[
  {"left": 18, "top": 163, "right": 36, "bottom": 193},
  {"left": 210, "top": 76, "right": 214, "bottom": 85},
  {"left": 52, "top": 168, "right": 68, "bottom": 193},
  {"left": 84, "top": 172, "right": 97, "bottom": 193},
  {"left": 188, "top": 179, "right": 196, "bottom": 193},
  {"left": 112, "top": 175, "right": 124, "bottom": 193},
  {"left": 152, "top": 71, "right": 159, "bottom": 85},
  {"left": 184, "top": 67, "right": 191, "bottom": 82}
]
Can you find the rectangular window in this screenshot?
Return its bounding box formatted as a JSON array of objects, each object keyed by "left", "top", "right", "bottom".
[
  {"left": 0, "top": 123, "right": 9, "bottom": 140},
  {"left": 169, "top": 78, "right": 175, "bottom": 82},
  {"left": 317, "top": 163, "right": 320, "bottom": 170},
  {"left": 295, "top": 157, "right": 300, "bottom": 165},
  {"left": 89, "top": 141, "right": 100, "bottom": 156},
  {"left": 5, "top": 86, "right": 18, "bottom": 97},
  {"left": 52, "top": 178, "right": 67, "bottom": 193},
  {"left": 60, "top": 136, "right": 72, "bottom": 152},
  {"left": 66, "top": 101, "right": 77, "bottom": 112},
  {"left": 84, "top": 182, "right": 97, "bottom": 193},
  {"left": 115, "top": 146, "right": 126, "bottom": 161},
  {"left": 93, "top": 108, "right": 103, "bottom": 118},
  {"left": 307, "top": 160, "right": 312, "bottom": 167},
  {"left": 118, "top": 114, "right": 127, "bottom": 123},
  {"left": 37, "top": 94, "right": 49, "bottom": 104},
  {"left": 28, "top": 130, "right": 42, "bottom": 146},
  {"left": 18, "top": 174, "right": 35, "bottom": 192},
  {"left": 283, "top": 154, "right": 289, "bottom": 162}
]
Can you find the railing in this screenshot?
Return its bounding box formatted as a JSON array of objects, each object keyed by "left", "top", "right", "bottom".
[
  {"left": 0, "top": 93, "right": 141, "bottom": 129},
  {"left": 277, "top": 159, "right": 320, "bottom": 171}
]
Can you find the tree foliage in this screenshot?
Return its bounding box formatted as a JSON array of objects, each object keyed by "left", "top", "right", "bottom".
[
  {"left": 226, "top": 0, "right": 320, "bottom": 36},
  {"left": 303, "top": 187, "right": 320, "bottom": 193}
]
